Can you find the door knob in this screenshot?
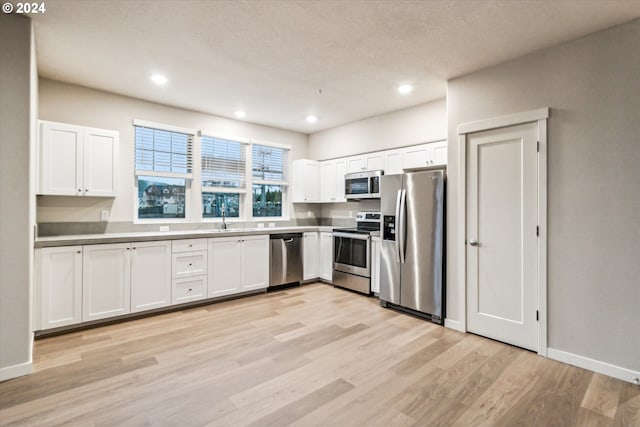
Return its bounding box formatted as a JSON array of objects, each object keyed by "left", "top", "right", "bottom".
[{"left": 469, "top": 240, "right": 479, "bottom": 246}]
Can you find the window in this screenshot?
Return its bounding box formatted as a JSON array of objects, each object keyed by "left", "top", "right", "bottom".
[
  {"left": 138, "top": 176, "right": 186, "bottom": 219},
  {"left": 251, "top": 143, "right": 288, "bottom": 218},
  {"left": 202, "top": 193, "right": 239, "bottom": 218},
  {"left": 201, "top": 135, "right": 248, "bottom": 219},
  {"left": 134, "top": 121, "right": 194, "bottom": 220}
]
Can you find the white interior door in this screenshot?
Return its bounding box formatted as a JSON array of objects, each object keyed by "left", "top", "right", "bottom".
[{"left": 466, "top": 122, "right": 538, "bottom": 351}]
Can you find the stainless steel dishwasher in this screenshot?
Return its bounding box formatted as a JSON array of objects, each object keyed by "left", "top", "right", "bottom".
[{"left": 269, "top": 233, "right": 303, "bottom": 288}]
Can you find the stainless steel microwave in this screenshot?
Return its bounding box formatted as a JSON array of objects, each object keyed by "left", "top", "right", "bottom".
[{"left": 345, "top": 170, "right": 383, "bottom": 199}]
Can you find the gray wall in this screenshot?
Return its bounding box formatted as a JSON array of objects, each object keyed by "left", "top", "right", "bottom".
[
  {"left": 0, "top": 14, "right": 35, "bottom": 378},
  {"left": 447, "top": 19, "right": 640, "bottom": 371},
  {"left": 308, "top": 98, "right": 446, "bottom": 160},
  {"left": 38, "top": 79, "right": 313, "bottom": 225}
]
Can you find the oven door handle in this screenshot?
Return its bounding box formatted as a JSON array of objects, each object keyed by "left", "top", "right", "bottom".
[{"left": 332, "top": 232, "right": 370, "bottom": 241}]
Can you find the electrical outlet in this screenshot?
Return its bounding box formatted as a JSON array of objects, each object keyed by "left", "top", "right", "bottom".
[
  {"left": 159, "top": 225, "right": 170, "bottom": 232},
  {"left": 268, "top": 222, "right": 275, "bottom": 228},
  {"left": 100, "top": 210, "right": 109, "bottom": 221}
]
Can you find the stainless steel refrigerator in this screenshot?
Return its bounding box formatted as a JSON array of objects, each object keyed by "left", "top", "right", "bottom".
[{"left": 379, "top": 169, "right": 445, "bottom": 324}]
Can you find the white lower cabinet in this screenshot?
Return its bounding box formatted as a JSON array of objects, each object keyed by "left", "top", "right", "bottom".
[
  {"left": 303, "top": 231, "right": 319, "bottom": 280},
  {"left": 172, "top": 239, "right": 208, "bottom": 304},
  {"left": 172, "top": 276, "right": 208, "bottom": 304},
  {"left": 35, "top": 246, "right": 83, "bottom": 330},
  {"left": 82, "top": 242, "right": 131, "bottom": 322},
  {"left": 241, "top": 235, "right": 270, "bottom": 291},
  {"left": 208, "top": 237, "right": 242, "bottom": 297},
  {"left": 208, "top": 235, "right": 269, "bottom": 297},
  {"left": 83, "top": 240, "right": 172, "bottom": 321},
  {"left": 320, "top": 232, "right": 333, "bottom": 281},
  {"left": 130, "top": 241, "right": 171, "bottom": 313},
  {"left": 371, "top": 237, "right": 381, "bottom": 294}
]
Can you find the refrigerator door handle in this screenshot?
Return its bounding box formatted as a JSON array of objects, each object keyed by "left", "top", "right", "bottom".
[
  {"left": 395, "top": 189, "right": 402, "bottom": 262},
  {"left": 398, "top": 189, "right": 407, "bottom": 264}
]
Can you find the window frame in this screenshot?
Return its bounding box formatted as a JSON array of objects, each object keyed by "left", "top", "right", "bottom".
[
  {"left": 249, "top": 139, "right": 291, "bottom": 221},
  {"left": 199, "top": 131, "right": 251, "bottom": 223},
  {"left": 133, "top": 119, "right": 196, "bottom": 224}
]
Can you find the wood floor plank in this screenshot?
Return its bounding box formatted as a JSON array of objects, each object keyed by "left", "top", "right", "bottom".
[
  {"left": 582, "top": 373, "right": 625, "bottom": 418},
  {"left": 245, "top": 378, "right": 354, "bottom": 427},
  {"left": 0, "top": 283, "right": 637, "bottom": 426},
  {"left": 613, "top": 382, "right": 640, "bottom": 427}
]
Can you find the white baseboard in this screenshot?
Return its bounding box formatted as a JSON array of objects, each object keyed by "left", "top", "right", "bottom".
[
  {"left": 444, "top": 318, "right": 465, "bottom": 332},
  {"left": 0, "top": 361, "right": 32, "bottom": 382},
  {"left": 547, "top": 347, "right": 640, "bottom": 385}
]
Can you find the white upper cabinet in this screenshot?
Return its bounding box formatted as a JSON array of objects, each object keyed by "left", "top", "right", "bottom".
[
  {"left": 320, "top": 161, "right": 337, "bottom": 202},
  {"left": 431, "top": 140, "right": 448, "bottom": 165},
  {"left": 292, "top": 159, "right": 320, "bottom": 202},
  {"left": 293, "top": 141, "right": 446, "bottom": 204},
  {"left": 39, "top": 121, "right": 118, "bottom": 197},
  {"left": 346, "top": 152, "right": 384, "bottom": 173},
  {"left": 384, "top": 149, "right": 403, "bottom": 175},
  {"left": 402, "top": 141, "right": 447, "bottom": 170},
  {"left": 319, "top": 158, "right": 347, "bottom": 203},
  {"left": 82, "top": 127, "right": 118, "bottom": 196}
]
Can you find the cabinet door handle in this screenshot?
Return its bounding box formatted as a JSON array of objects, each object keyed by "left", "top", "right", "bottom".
[
  {"left": 188, "top": 288, "right": 192, "bottom": 292},
  {"left": 78, "top": 189, "right": 82, "bottom": 192},
  {"left": 85, "top": 189, "right": 88, "bottom": 192},
  {"left": 76, "top": 250, "right": 81, "bottom": 254},
  {"left": 188, "top": 263, "right": 192, "bottom": 266}
]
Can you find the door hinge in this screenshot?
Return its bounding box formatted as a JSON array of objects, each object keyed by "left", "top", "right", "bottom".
[
  {"left": 536, "top": 310, "right": 539, "bottom": 321},
  {"left": 536, "top": 226, "right": 539, "bottom": 236},
  {"left": 537, "top": 141, "right": 540, "bottom": 152}
]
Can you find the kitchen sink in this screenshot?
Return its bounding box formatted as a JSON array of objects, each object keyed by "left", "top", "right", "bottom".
[{"left": 206, "top": 228, "right": 261, "bottom": 233}]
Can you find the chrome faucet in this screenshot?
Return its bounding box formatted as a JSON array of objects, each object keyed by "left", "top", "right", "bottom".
[{"left": 221, "top": 205, "right": 227, "bottom": 230}]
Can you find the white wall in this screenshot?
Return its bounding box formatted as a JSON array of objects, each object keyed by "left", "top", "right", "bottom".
[
  {"left": 447, "top": 19, "right": 640, "bottom": 372},
  {"left": 308, "top": 99, "right": 446, "bottom": 160},
  {"left": 37, "top": 79, "right": 311, "bottom": 224},
  {"left": 0, "top": 14, "right": 35, "bottom": 380}
]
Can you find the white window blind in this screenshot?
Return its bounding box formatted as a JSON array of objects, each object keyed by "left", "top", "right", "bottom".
[
  {"left": 252, "top": 143, "right": 288, "bottom": 182},
  {"left": 201, "top": 135, "right": 247, "bottom": 190},
  {"left": 135, "top": 125, "right": 193, "bottom": 176}
]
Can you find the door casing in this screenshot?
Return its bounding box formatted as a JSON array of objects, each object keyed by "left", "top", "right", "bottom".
[{"left": 454, "top": 108, "right": 548, "bottom": 356}]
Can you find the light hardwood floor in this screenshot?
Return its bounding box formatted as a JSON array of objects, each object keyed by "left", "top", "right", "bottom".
[{"left": 1, "top": 283, "right": 638, "bottom": 426}]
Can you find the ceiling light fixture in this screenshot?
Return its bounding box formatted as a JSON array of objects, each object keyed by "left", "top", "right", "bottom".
[
  {"left": 306, "top": 115, "right": 318, "bottom": 123},
  {"left": 234, "top": 110, "right": 246, "bottom": 119},
  {"left": 397, "top": 84, "right": 414, "bottom": 94},
  {"left": 150, "top": 74, "right": 168, "bottom": 85}
]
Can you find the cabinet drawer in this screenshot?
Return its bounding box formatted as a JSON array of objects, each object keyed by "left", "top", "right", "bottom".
[
  {"left": 172, "top": 239, "right": 207, "bottom": 253},
  {"left": 172, "top": 276, "right": 207, "bottom": 304},
  {"left": 172, "top": 251, "right": 207, "bottom": 278}
]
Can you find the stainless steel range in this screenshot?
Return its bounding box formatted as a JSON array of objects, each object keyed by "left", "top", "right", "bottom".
[{"left": 332, "top": 211, "right": 380, "bottom": 295}]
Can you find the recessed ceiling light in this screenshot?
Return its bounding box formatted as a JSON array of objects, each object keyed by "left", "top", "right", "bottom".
[
  {"left": 150, "top": 74, "right": 168, "bottom": 85},
  {"left": 234, "top": 110, "right": 246, "bottom": 119},
  {"left": 306, "top": 115, "right": 318, "bottom": 123},
  {"left": 397, "top": 84, "right": 414, "bottom": 94}
]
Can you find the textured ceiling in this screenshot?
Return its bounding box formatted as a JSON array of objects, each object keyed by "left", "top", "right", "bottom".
[{"left": 31, "top": 0, "right": 640, "bottom": 133}]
